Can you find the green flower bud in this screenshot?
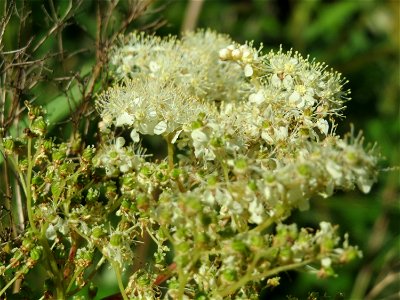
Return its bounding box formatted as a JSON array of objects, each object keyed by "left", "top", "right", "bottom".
[
  {"left": 32, "top": 175, "right": 44, "bottom": 186},
  {"left": 265, "top": 173, "right": 275, "bottom": 183},
  {"left": 25, "top": 101, "right": 45, "bottom": 120},
  {"left": 168, "top": 278, "right": 179, "bottom": 289},
  {"left": 234, "top": 158, "right": 247, "bottom": 171},
  {"left": 210, "top": 137, "right": 222, "bottom": 147},
  {"left": 171, "top": 168, "right": 182, "bottom": 179},
  {"left": 185, "top": 197, "right": 202, "bottom": 215},
  {"left": 21, "top": 239, "right": 34, "bottom": 251},
  {"left": 87, "top": 187, "right": 100, "bottom": 202},
  {"left": 264, "top": 247, "right": 279, "bottom": 261},
  {"left": 137, "top": 274, "right": 151, "bottom": 286},
  {"left": 121, "top": 174, "right": 136, "bottom": 191},
  {"left": 31, "top": 117, "right": 47, "bottom": 136},
  {"left": 207, "top": 175, "right": 218, "bottom": 187},
  {"left": 222, "top": 269, "right": 237, "bottom": 282},
  {"left": 279, "top": 247, "right": 292, "bottom": 263},
  {"left": 2, "top": 137, "right": 14, "bottom": 155},
  {"left": 19, "top": 159, "right": 28, "bottom": 172},
  {"left": 42, "top": 140, "right": 53, "bottom": 152},
  {"left": 140, "top": 165, "right": 152, "bottom": 177},
  {"left": 52, "top": 143, "right": 68, "bottom": 162},
  {"left": 30, "top": 246, "right": 43, "bottom": 261},
  {"left": 110, "top": 233, "right": 123, "bottom": 246},
  {"left": 250, "top": 235, "right": 264, "bottom": 248},
  {"left": 59, "top": 162, "right": 74, "bottom": 177},
  {"left": 247, "top": 180, "right": 257, "bottom": 191},
  {"left": 82, "top": 146, "right": 95, "bottom": 162},
  {"left": 121, "top": 199, "right": 131, "bottom": 210},
  {"left": 297, "top": 164, "right": 311, "bottom": 176},
  {"left": 231, "top": 239, "right": 248, "bottom": 253},
  {"left": 136, "top": 194, "right": 148, "bottom": 210},
  {"left": 92, "top": 227, "right": 106, "bottom": 239}
]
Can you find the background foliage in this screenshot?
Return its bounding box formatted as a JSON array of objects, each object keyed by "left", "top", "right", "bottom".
[{"left": 0, "top": 0, "right": 398, "bottom": 299}]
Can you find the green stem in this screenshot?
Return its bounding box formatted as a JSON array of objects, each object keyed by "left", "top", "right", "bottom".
[
  {"left": 39, "top": 236, "right": 65, "bottom": 299},
  {"left": 66, "top": 267, "right": 84, "bottom": 293},
  {"left": 166, "top": 135, "right": 174, "bottom": 170},
  {"left": 177, "top": 266, "right": 188, "bottom": 299},
  {"left": 26, "top": 137, "right": 38, "bottom": 233},
  {"left": 216, "top": 259, "right": 313, "bottom": 297},
  {"left": 0, "top": 268, "right": 27, "bottom": 296},
  {"left": 112, "top": 262, "right": 128, "bottom": 300},
  {"left": 67, "top": 256, "right": 106, "bottom": 296},
  {"left": 176, "top": 250, "right": 200, "bottom": 299}
]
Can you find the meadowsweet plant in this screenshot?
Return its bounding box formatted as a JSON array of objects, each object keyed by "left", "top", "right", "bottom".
[{"left": 0, "top": 29, "right": 380, "bottom": 299}]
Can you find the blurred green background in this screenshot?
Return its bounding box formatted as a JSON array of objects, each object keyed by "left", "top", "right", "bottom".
[{"left": 1, "top": 0, "right": 399, "bottom": 299}]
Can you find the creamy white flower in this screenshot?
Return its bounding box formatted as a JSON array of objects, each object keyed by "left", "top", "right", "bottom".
[
  {"left": 249, "top": 90, "right": 265, "bottom": 105},
  {"left": 154, "top": 120, "right": 168, "bottom": 135},
  {"left": 326, "top": 160, "right": 342, "bottom": 180},
  {"left": 316, "top": 119, "right": 329, "bottom": 135},
  {"left": 115, "top": 112, "right": 134, "bottom": 127},
  {"left": 244, "top": 64, "right": 254, "bottom": 77},
  {"left": 130, "top": 129, "right": 140, "bottom": 142}
]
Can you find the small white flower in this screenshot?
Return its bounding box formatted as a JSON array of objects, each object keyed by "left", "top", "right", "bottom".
[
  {"left": 326, "top": 160, "right": 342, "bottom": 180},
  {"left": 219, "top": 48, "right": 231, "bottom": 60},
  {"left": 115, "top": 137, "right": 125, "bottom": 149},
  {"left": 241, "top": 48, "right": 252, "bottom": 61},
  {"left": 316, "top": 119, "right": 329, "bottom": 135},
  {"left": 130, "top": 129, "right": 140, "bottom": 142},
  {"left": 271, "top": 73, "right": 281, "bottom": 87},
  {"left": 283, "top": 75, "right": 294, "bottom": 89},
  {"left": 46, "top": 224, "right": 57, "bottom": 240},
  {"left": 249, "top": 90, "right": 265, "bottom": 105},
  {"left": 191, "top": 129, "right": 208, "bottom": 144},
  {"left": 115, "top": 112, "right": 134, "bottom": 127},
  {"left": 149, "top": 61, "right": 160, "bottom": 73},
  {"left": 244, "top": 64, "right": 254, "bottom": 77},
  {"left": 274, "top": 126, "right": 288, "bottom": 141},
  {"left": 321, "top": 257, "right": 332, "bottom": 268},
  {"left": 154, "top": 120, "right": 168, "bottom": 135},
  {"left": 231, "top": 49, "right": 242, "bottom": 60}
]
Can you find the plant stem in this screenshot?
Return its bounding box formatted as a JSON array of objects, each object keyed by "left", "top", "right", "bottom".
[
  {"left": 0, "top": 268, "right": 26, "bottom": 296},
  {"left": 216, "top": 259, "right": 313, "bottom": 297},
  {"left": 166, "top": 135, "right": 174, "bottom": 170},
  {"left": 112, "top": 262, "right": 128, "bottom": 300},
  {"left": 26, "top": 137, "right": 37, "bottom": 233}
]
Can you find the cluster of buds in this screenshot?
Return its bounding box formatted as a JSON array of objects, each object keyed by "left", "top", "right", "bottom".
[{"left": 218, "top": 44, "right": 255, "bottom": 63}]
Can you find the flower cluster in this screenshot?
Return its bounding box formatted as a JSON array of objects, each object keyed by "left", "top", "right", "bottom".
[
  {"left": 93, "top": 30, "right": 379, "bottom": 298},
  {"left": 109, "top": 30, "right": 250, "bottom": 103},
  {"left": 0, "top": 30, "right": 380, "bottom": 299}
]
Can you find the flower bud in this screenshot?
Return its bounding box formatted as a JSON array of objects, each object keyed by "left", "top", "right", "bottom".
[
  {"left": 219, "top": 48, "right": 231, "bottom": 60},
  {"left": 30, "top": 246, "right": 43, "bottom": 261},
  {"left": 110, "top": 233, "right": 123, "bottom": 246},
  {"left": 222, "top": 269, "right": 237, "bottom": 282},
  {"left": 92, "top": 226, "right": 106, "bottom": 239},
  {"left": 231, "top": 49, "right": 242, "bottom": 60},
  {"left": 31, "top": 117, "right": 47, "bottom": 136}
]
